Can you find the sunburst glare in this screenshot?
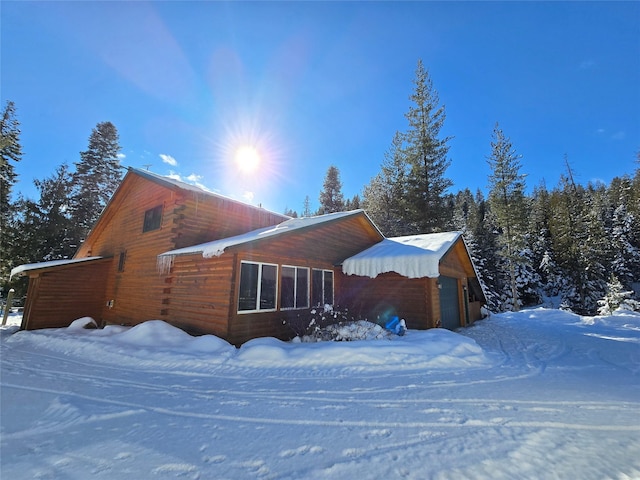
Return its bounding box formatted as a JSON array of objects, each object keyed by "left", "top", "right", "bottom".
[
  {"left": 234, "top": 145, "right": 261, "bottom": 174},
  {"left": 208, "top": 114, "right": 289, "bottom": 209}
]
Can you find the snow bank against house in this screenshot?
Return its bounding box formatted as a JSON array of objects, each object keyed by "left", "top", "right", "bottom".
[
  {"left": 3, "top": 316, "right": 491, "bottom": 372},
  {"left": 235, "top": 327, "right": 491, "bottom": 370},
  {"left": 3, "top": 319, "right": 237, "bottom": 372}
]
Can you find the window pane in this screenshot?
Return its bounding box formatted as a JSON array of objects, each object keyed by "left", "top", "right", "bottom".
[
  {"left": 296, "top": 268, "right": 309, "bottom": 308},
  {"left": 260, "top": 264, "right": 277, "bottom": 310},
  {"left": 143, "top": 205, "right": 163, "bottom": 232},
  {"left": 312, "top": 270, "right": 323, "bottom": 306},
  {"left": 239, "top": 263, "right": 259, "bottom": 311},
  {"left": 281, "top": 266, "right": 295, "bottom": 309},
  {"left": 117, "top": 251, "right": 126, "bottom": 272},
  {"left": 323, "top": 270, "right": 334, "bottom": 305}
]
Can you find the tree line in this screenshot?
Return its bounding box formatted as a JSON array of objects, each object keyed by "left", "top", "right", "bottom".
[
  {"left": 1, "top": 104, "right": 122, "bottom": 300},
  {"left": 314, "top": 60, "right": 640, "bottom": 315},
  {"left": 2, "top": 59, "right": 639, "bottom": 315}
]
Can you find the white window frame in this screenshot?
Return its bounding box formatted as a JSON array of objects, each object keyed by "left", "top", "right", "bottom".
[
  {"left": 280, "top": 265, "right": 310, "bottom": 310},
  {"left": 312, "top": 269, "right": 334, "bottom": 307},
  {"left": 238, "top": 261, "right": 279, "bottom": 313}
]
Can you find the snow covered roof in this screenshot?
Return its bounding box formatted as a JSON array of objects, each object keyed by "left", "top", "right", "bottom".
[
  {"left": 10, "top": 257, "right": 106, "bottom": 279},
  {"left": 158, "top": 210, "right": 376, "bottom": 264},
  {"left": 342, "top": 232, "right": 462, "bottom": 279},
  {"left": 130, "top": 168, "right": 288, "bottom": 219}
]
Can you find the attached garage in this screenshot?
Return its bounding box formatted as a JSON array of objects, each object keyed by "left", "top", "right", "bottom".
[{"left": 339, "top": 232, "right": 486, "bottom": 330}]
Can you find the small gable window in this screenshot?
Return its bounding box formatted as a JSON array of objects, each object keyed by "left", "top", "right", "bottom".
[
  {"left": 117, "top": 251, "right": 127, "bottom": 272},
  {"left": 143, "top": 205, "right": 163, "bottom": 232}
]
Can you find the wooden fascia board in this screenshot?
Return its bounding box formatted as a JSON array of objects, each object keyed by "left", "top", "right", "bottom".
[{"left": 22, "top": 257, "right": 113, "bottom": 278}]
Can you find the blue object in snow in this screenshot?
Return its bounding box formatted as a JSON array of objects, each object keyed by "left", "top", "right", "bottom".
[{"left": 385, "top": 316, "right": 407, "bottom": 336}]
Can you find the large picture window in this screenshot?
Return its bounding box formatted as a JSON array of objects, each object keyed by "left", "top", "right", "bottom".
[
  {"left": 238, "top": 261, "right": 278, "bottom": 312},
  {"left": 143, "top": 205, "right": 163, "bottom": 232},
  {"left": 281, "top": 266, "right": 309, "bottom": 310},
  {"left": 312, "top": 269, "right": 334, "bottom": 307}
]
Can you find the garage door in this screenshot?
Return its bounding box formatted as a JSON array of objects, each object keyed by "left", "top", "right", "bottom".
[{"left": 439, "top": 276, "right": 460, "bottom": 330}]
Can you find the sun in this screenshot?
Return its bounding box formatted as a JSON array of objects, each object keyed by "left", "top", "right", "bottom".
[{"left": 234, "top": 145, "right": 261, "bottom": 174}]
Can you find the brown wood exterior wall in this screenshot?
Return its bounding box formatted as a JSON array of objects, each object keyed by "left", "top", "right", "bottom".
[
  {"left": 24, "top": 171, "right": 288, "bottom": 332},
  {"left": 336, "top": 272, "right": 435, "bottom": 329},
  {"left": 21, "top": 260, "right": 111, "bottom": 330},
  {"left": 338, "top": 237, "right": 484, "bottom": 331},
  {"left": 160, "top": 254, "right": 235, "bottom": 338},
  {"left": 159, "top": 212, "right": 384, "bottom": 345}
]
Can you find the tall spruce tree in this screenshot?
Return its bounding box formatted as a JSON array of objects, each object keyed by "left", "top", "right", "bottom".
[
  {"left": 362, "top": 132, "right": 410, "bottom": 236},
  {"left": 344, "top": 194, "right": 361, "bottom": 211},
  {"left": 0, "top": 101, "right": 23, "bottom": 293},
  {"left": 9, "top": 165, "right": 76, "bottom": 299},
  {"left": 403, "top": 60, "right": 453, "bottom": 233},
  {"left": 69, "top": 122, "right": 122, "bottom": 245},
  {"left": 609, "top": 176, "right": 640, "bottom": 285},
  {"left": 530, "top": 184, "right": 562, "bottom": 300},
  {"left": 548, "top": 159, "right": 607, "bottom": 314},
  {"left": 318, "top": 165, "right": 345, "bottom": 214},
  {"left": 302, "top": 195, "right": 312, "bottom": 217},
  {"left": 29, "top": 164, "right": 76, "bottom": 261},
  {"left": 486, "top": 123, "right": 528, "bottom": 311},
  {"left": 470, "top": 190, "right": 502, "bottom": 311}
]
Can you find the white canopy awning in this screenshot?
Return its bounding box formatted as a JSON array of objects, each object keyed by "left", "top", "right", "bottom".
[{"left": 342, "top": 232, "right": 461, "bottom": 279}]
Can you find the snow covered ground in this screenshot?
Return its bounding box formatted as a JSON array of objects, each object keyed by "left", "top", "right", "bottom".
[{"left": 1, "top": 308, "right": 639, "bottom": 479}]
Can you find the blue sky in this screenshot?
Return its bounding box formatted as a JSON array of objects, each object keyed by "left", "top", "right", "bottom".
[{"left": 2, "top": 1, "right": 639, "bottom": 215}]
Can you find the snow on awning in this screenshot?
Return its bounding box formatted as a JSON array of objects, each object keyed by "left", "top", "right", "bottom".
[
  {"left": 342, "top": 232, "right": 462, "bottom": 279},
  {"left": 10, "top": 257, "right": 105, "bottom": 279}
]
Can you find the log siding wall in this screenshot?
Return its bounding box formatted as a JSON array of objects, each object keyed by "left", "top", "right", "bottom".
[
  {"left": 24, "top": 172, "right": 288, "bottom": 332},
  {"left": 21, "top": 260, "right": 111, "bottom": 330}
]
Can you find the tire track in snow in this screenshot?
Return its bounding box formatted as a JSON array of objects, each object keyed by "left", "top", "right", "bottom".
[
  {"left": 3, "top": 382, "right": 638, "bottom": 436},
  {"left": 5, "top": 357, "right": 635, "bottom": 415}
]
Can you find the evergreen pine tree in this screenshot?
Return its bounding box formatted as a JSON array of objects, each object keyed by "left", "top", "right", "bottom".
[
  {"left": 451, "top": 188, "right": 500, "bottom": 311},
  {"left": 31, "top": 164, "right": 76, "bottom": 260},
  {"left": 10, "top": 164, "right": 75, "bottom": 301},
  {"left": 0, "top": 101, "right": 23, "bottom": 293},
  {"left": 318, "top": 165, "right": 345, "bottom": 214},
  {"left": 550, "top": 171, "right": 586, "bottom": 312},
  {"left": 549, "top": 160, "right": 608, "bottom": 315},
  {"left": 597, "top": 274, "right": 640, "bottom": 315},
  {"left": 69, "top": 121, "right": 122, "bottom": 245},
  {"left": 403, "top": 60, "right": 453, "bottom": 233},
  {"left": 486, "top": 123, "right": 528, "bottom": 311},
  {"left": 344, "top": 194, "right": 361, "bottom": 211},
  {"left": 579, "top": 182, "right": 610, "bottom": 312},
  {"left": 469, "top": 190, "right": 502, "bottom": 311},
  {"left": 362, "top": 132, "right": 410, "bottom": 236},
  {"left": 283, "top": 207, "right": 298, "bottom": 218},
  {"left": 608, "top": 176, "right": 640, "bottom": 286},
  {"left": 302, "top": 195, "right": 312, "bottom": 217},
  {"left": 529, "top": 183, "right": 560, "bottom": 302}
]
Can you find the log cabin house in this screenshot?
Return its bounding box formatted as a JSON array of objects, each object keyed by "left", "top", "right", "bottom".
[{"left": 11, "top": 168, "right": 486, "bottom": 345}]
